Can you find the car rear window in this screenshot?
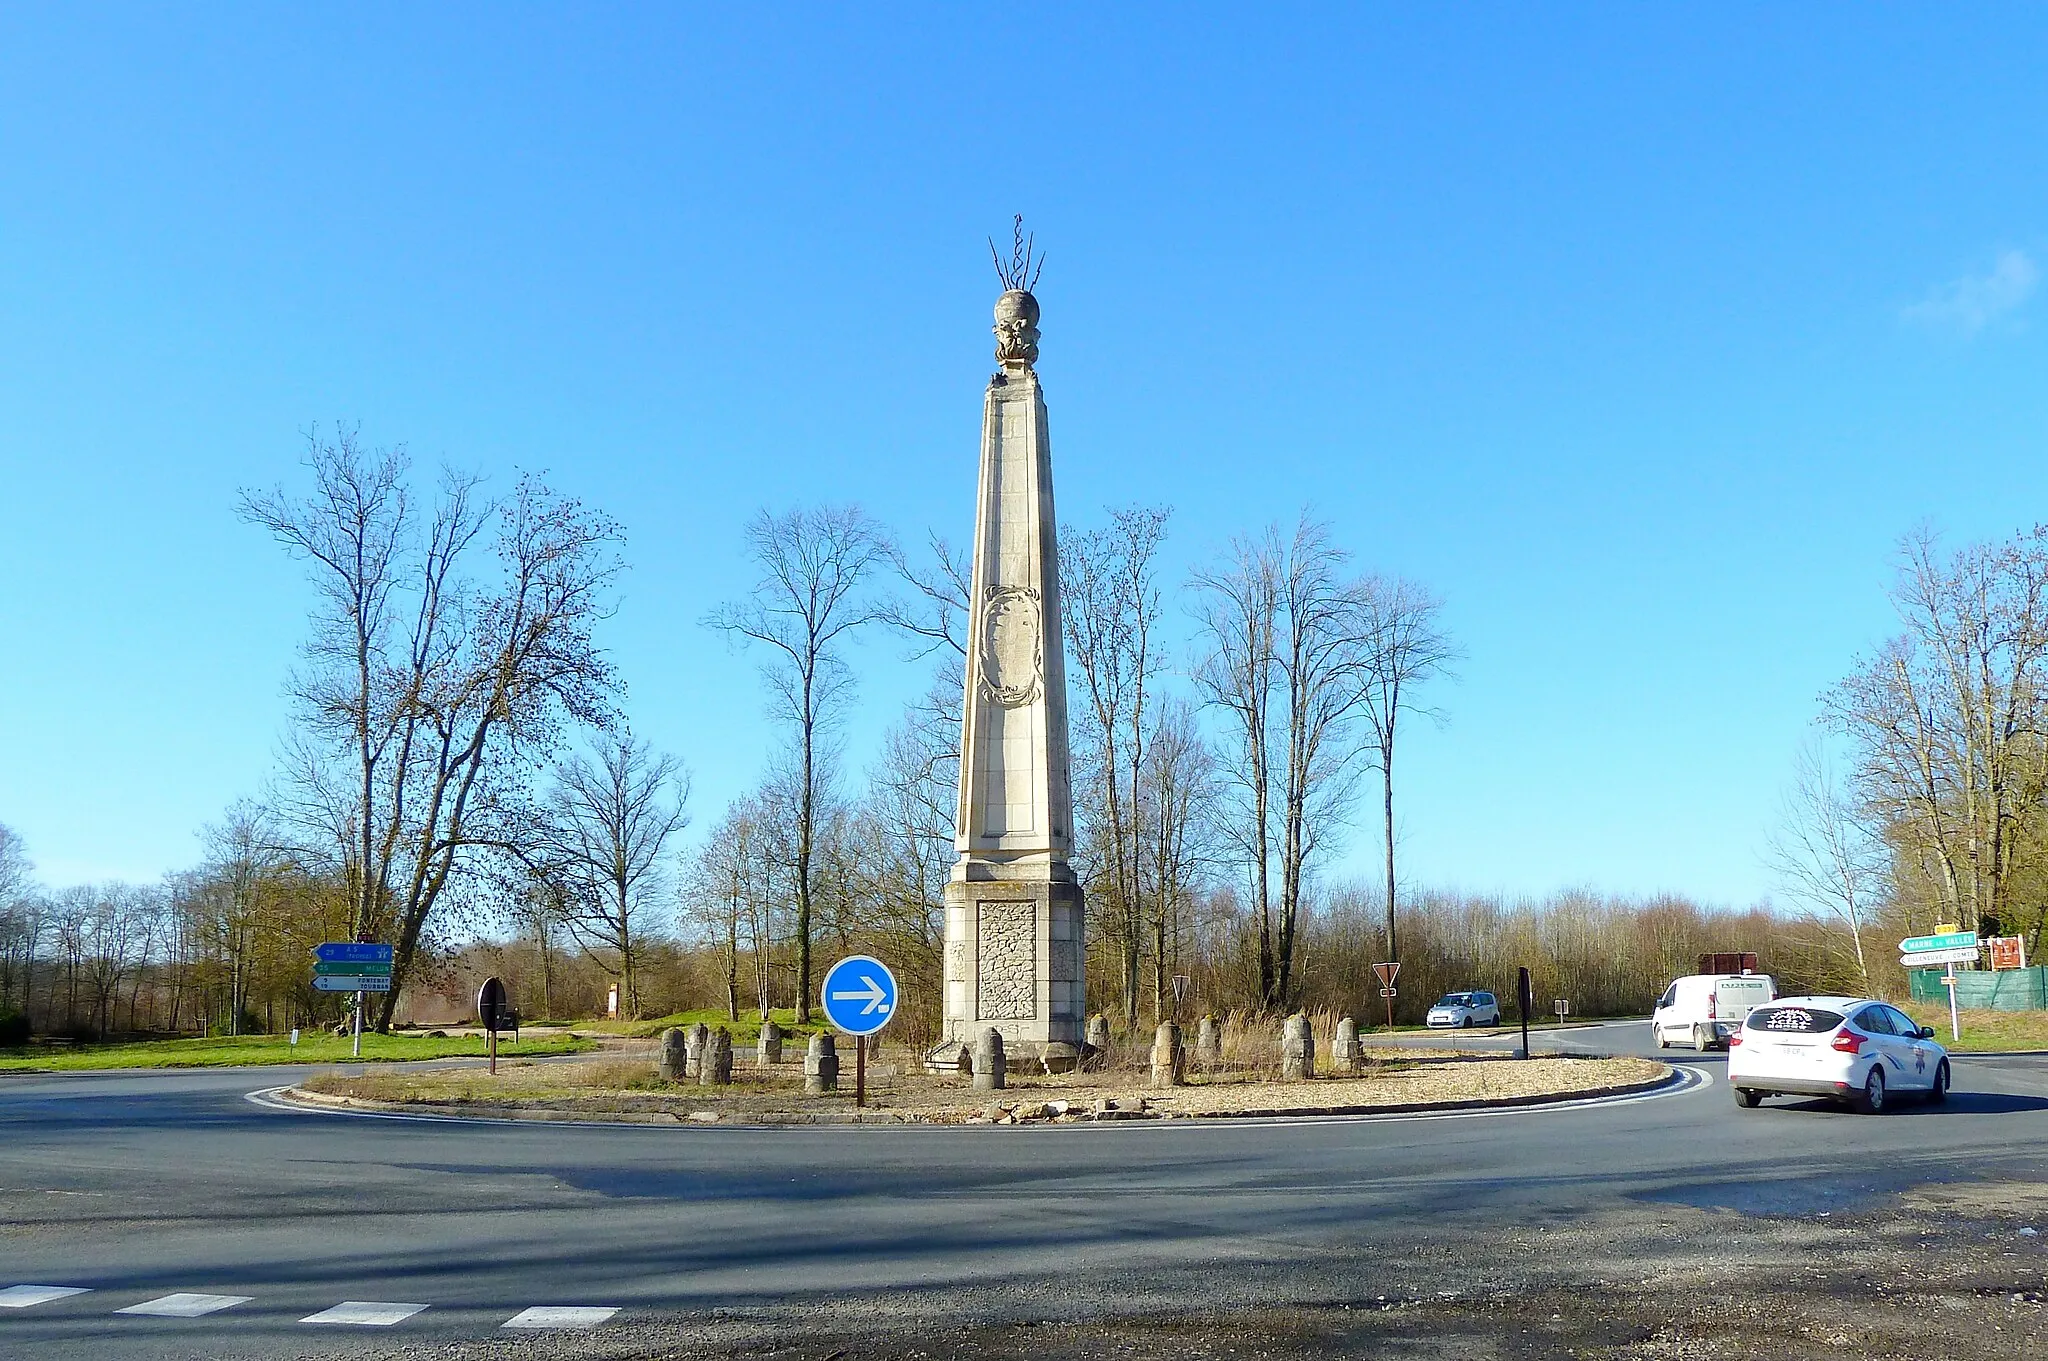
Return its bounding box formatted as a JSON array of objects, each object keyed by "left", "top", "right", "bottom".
[{"left": 1746, "top": 1005, "right": 1845, "bottom": 1034}]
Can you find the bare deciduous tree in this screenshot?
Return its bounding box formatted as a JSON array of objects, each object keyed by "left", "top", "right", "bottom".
[
  {"left": 1826, "top": 525, "right": 2048, "bottom": 945},
  {"left": 1356, "top": 575, "right": 1458, "bottom": 965},
  {"left": 0, "top": 824, "right": 39, "bottom": 1016},
  {"left": 1193, "top": 518, "right": 1379, "bottom": 1010},
  {"left": 708, "top": 505, "right": 891, "bottom": 1023},
  {"left": 1142, "top": 698, "right": 1217, "bottom": 1022},
  {"left": 538, "top": 730, "right": 690, "bottom": 1019},
  {"left": 242, "top": 427, "right": 623, "bottom": 1029},
  {"left": 1766, "top": 738, "right": 1884, "bottom": 990},
  {"left": 1062, "top": 506, "right": 1171, "bottom": 1023}
]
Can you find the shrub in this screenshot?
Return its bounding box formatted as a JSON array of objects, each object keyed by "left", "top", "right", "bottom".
[{"left": 0, "top": 1009, "right": 29, "bottom": 1046}]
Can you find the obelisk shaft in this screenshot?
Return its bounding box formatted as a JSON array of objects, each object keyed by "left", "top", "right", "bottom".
[{"left": 937, "top": 288, "right": 1086, "bottom": 1056}]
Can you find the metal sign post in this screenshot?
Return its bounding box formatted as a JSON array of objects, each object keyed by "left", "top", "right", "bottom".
[
  {"left": 1554, "top": 999, "right": 1570, "bottom": 1022},
  {"left": 820, "top": 955, "right": 898, "bottom": 1109},
  {"left": 1372, "top": 962, "right": 1400, "bottom": 1031},
  {"left": 478, "top": 977, "right": 509, "bottom": 1075},
  {"left": 312, "top": 942, "right": 395, "bottom": 1057},
  {"left": 1899, "top": 932, "right": 1979, "bottom": 1043},
  {"left": 1517, "top": 966, "right": 1532, "bottom": 1060}
]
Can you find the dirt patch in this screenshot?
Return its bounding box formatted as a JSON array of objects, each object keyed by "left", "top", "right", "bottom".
[
  {"left": 269, "top": 1178, "right": 2048, "bottom": 1361},
  {"left": 294, "top": 1052, "right": 1668, "bottom": 1124}
]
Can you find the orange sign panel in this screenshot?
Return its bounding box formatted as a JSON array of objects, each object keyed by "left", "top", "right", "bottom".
[{"left": 1988, "top": 936, "right": 2025, "bottom": 970}]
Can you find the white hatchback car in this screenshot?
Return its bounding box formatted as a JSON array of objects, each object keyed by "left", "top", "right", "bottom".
[
  {"left": 1728, "top": 997, "right": 1950, "bottom": 1114},
  {"left": 1425, "top": 991, "right": 1503, "bottom": 1029}
]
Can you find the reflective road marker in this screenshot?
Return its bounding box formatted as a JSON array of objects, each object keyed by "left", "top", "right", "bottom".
[
  {"left": 301, "top": 1300, "right": 428, "bottom": 1325},
  {"left": 503, "top": 1305, "right": 620, "bottom": 1329}
]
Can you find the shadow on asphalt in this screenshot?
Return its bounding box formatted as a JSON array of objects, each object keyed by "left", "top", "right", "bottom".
[{"left": 1738, "top": 1090, "right": 2048, "bottom": 1117}]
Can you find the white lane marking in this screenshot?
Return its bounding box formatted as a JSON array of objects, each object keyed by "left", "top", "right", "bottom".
[
  {"left": 301, "top": 1300, "right": 428, "bottom": 1325},
  {"left": 116, "top": 1292, "right": 252, "bottom": 1317},
  {"left": 0, "top": 1285, "right": 90, "bottom": 1308},
  {"left": 504, "top": 1305, "right": 620, "bottom": 1329}
]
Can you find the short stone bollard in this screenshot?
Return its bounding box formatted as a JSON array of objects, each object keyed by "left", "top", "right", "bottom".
[
  {"left": 702, "top": 1028, "right": 733, "bottom": 1086},
  {"left": 973, "top": 1027, "right": 1007, "bottom": 1091},
  {"left": 1332, "top": 1015, "right": 1362, "bottom": 1075},
  {"left": 804, "top": 1032, "right": 839, "bottom": 1094},
  {"left": 1280, "top": 1012, "right": 1315, "bottom": 1080},
  {"left": 1195, "top": 1014, "right": 1222, "bottom": 1066},
  {"left": 684, "top": 1022, "right": 710, "bottom": 1081},
  {"left": 757, "top": 1019, "right": 783, "bottom": 1068},
  {"left": 1150, "top": 1021, "right": 1185, "bottom": 1088},
  {"left": 1082, "top": 1013, "right": 1112, "bottom": 1070},
  {"left": 658, "top": 1026, "right": 687, "bottom": 1082}
]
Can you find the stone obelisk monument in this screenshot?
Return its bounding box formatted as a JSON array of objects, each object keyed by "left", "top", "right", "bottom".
[{"left": 935, "top": 253, "right": 1086, "bottom": 1067}]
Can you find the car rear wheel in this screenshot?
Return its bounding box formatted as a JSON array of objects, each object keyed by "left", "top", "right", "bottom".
[
  {"left": 1733, "top": 1086, "right": 1762, "bottom": 1108},
  {"left": 1857, "top": 1066, "right": 1887, "bottom": 1115},
  {"left": 1928, "top": 1059, "right": 1950, "bottom": 1104},
  {"left": 1692, "top": 1024, "right": 1713, "bottom": 1051}
]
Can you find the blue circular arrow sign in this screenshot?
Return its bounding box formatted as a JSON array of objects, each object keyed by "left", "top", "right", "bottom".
[{"left": 820, "top": 954, "right": 898, "bottom": 1037}]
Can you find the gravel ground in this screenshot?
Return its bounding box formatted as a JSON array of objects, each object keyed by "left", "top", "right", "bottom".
[
  {"left": 299, "top": 1053, "right": 1666, "bottom": 1123},
  {"left": 258, "top": 1178, "right": 2048, "bottom": 1360}
]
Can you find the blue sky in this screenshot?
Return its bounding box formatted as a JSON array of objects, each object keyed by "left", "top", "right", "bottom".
[{"left": 2, "top": 6, "right": 2044, "bottom": 907}]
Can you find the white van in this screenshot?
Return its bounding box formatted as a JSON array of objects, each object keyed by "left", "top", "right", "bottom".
[{"left": 1651, "top": 973, "right": 1779, "bottom": 1051}]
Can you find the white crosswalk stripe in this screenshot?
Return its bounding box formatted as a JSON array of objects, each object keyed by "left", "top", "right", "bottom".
[
  {"left": 0, "top": 1285, "right": 91, "bottom": 1308},
  {"left": 116, "top": 1292, "right": 252, "bottom": 1317},
  {"left": 504, "top": 1305, "right": 620, "bottom": 1329},
  {"left": 300, "top": 1300, "right": 428, "bottom": 1325}
]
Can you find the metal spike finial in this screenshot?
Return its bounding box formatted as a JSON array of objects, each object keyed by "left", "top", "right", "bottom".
[{"left": 989, "top": 214, "right": 1046, "bottom": 293}]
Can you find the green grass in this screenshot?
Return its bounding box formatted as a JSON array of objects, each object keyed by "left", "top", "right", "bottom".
[
  {"left": 576, "top": 1007, "right": 828, "bottom": 1042},
  {"left": 1898, "top": 1004, "right": 2048, "bottom": 1053},
  {"left": 0, "top": 1030, "right": 596, "bottom": 1072}
]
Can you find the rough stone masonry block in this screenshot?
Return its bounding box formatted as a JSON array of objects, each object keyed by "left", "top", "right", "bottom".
[
  {"left": 702, "top": 1029, "right": 733, "bottom": 1086},
  {"left": 1195, "top": 1015, "right": 1222, "bottom": 1066},
  {"left": 684, "top": 1022, "right": 709, "bottom": 1080},
  {"left": 658, "top": 1027, "right": 686, "bottom": 1082},
  {"left": 1151, "top": 1021, "right": 1185, "bottom": 1088},
  {"left": 973, "top": 1027, "right": 1007, "bottom": 1091},
  {"left": 1332, "top": 1016, "right": 1362, "bottom": 1075},
  {"left": 1280, "top": 1012, "right": 1315, "bottom": 1080},
  {"left": 805, "top": 1032, "right": 839, "bottom": 1094},
  {"left": 757, "top": 1019, "right": 783, "bottom": 1068}
]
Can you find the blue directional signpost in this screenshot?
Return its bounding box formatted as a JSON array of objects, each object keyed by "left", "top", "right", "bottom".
[
  {"left": 313, "top": 941, "right": 394, "bottom": 1057},
  {"left": 821, "top": 954, "right": 897, "bottom": 1108}
]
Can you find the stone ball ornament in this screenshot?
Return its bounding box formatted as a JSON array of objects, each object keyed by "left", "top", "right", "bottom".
[{"left": 993, "top": 288, "right": 1041, "bottom": 366}]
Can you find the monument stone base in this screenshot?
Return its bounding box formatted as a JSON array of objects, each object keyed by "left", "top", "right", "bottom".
[{"left": 926, "top": 873, "right": 1085, "bottom": 1071}]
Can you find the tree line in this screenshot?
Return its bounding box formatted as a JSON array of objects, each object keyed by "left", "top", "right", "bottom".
[
  {"left": 22, "top": 428, "right": 2006, "bottom": 1049},
  {"left": 1771, "top": 523, "right": 2048, "bottom": 997}
]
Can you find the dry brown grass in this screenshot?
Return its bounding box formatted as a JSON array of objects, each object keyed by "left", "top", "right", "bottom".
[{"left": 297, "top": 1048, "right": 1666, "bottom": 1124}]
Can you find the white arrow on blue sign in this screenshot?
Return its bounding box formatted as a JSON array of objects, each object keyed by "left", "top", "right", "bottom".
[{"left": 820, "top": 954, "right": 897, "bottom": 1037}]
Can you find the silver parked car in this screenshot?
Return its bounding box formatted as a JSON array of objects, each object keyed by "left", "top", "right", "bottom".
[{"left": 1426, "top": 991, "right": 1502, "bottom": 1028}]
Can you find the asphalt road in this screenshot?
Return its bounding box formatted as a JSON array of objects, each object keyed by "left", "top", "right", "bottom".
[{"left": 4, "top": 1021, "right": 2047, "bottom": 1359}]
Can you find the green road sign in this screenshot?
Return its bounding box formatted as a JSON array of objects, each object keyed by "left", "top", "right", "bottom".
[
  {"left": 1899, "top": 931, "right": 1977, "bottom": 954},
  {"left": 312, "top": 960, "right": 393, "bottom": 977}
]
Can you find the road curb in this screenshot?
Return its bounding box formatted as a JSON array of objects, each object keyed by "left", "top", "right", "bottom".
[{"left": 265, "top": 1062, "right": 1686, "bottom": 1128}]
